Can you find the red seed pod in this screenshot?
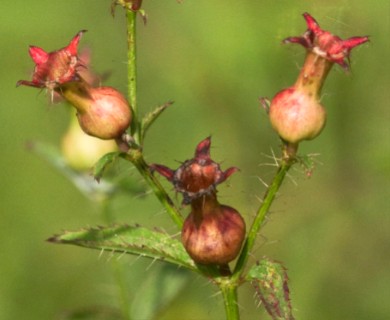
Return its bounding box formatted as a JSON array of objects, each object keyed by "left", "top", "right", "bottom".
[
  {"left": 181, "top": 194, "right": 246, "bottom": 265},
  {"left": 58, "top": 81, "right": 132, "bottom": 140},
  {"left": 17, "top": 30, "right": 86, "bottom": 90},
  {"left": 151, "top": 137, "right": 238, "bottom": 204}
]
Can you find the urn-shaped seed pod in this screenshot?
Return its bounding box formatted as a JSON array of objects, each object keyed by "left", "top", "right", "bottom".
[
  {"left": 58, "top": 81, "right": 132, "bottom": 140},
  {"left": 268, "top": 13, "right": 368, "bottom": 144},
  {"left": 151, "top": 138, "right": 245, "bottom": 264},
  {"left": 181, "top": 194, "right": 246, "bottom": 265},
  {"left": 16, "top": 31, "right": 132, "bottom": 140}
]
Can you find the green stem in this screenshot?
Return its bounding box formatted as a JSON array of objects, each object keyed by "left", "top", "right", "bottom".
[
  {"left": 232, "top": 151, "right": 294, "bottom": 280},
  {"left": 126, "top": 148, "right": 184, "bottom": 228},
  {"left": 125, "top": 8, "right": 183, "bottom": 229},
  {"left": 126, "top": 9, "right": 140, "bottom": 144},
  {"left": 220, "top": 280, "right": 240, "bottom": 320},
  {"left": 124, "top": 0, "right": 223, "bottom": 293}
]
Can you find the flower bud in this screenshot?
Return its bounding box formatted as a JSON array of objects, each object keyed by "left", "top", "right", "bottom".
[
  {"left": 58, "top": 81, "right": 132, "bottom": 140},
  {"left": 181, "top": 194, "right": 246, "bottom": 265}
]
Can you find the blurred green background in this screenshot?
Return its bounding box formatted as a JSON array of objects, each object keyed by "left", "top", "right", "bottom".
[{"left": 1, "top": 1, "right": 389, "bottom": 319}]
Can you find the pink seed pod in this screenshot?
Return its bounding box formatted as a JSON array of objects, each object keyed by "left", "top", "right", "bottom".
[
  {"left": 58, "top": 81, "right": 132, "bottom": 140},
  {"left": 269, "top": 86, "right": 326, "bottom": 144}
]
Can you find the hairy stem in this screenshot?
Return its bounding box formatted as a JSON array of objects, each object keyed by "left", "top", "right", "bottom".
[
  {"left": 220, "top": 280, "right": 240, "bottom": 320},
  {"left": 126, "top": 9, "right": 140, "bottom": 144},
  {"left": 126, "top": 148, "right": 184, "bottom": 228},
  {"left": 125, "top": 8, "right": 183, "bottom": 229},
  {"left": 232, "top": 146, "right": 295, "bottom": 280}
]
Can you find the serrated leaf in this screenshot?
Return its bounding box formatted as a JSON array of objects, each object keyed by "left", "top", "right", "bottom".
[
  {"left": 141, "top": 101, "right": 173, "bottom": 139},
  {"left": 246, "top": 258, "right": 294, "bottom": 320},
  {"left": 48, "top": 225, "right": 197, "bottom": 271},
  {"left": 93, "top": 151, "right": 127, "bottom": 182}
]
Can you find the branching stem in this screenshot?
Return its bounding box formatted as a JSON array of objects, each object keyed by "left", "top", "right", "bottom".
[
  {"left": 218, "top": 143, "right": 295, "bottom": 319},
  {"left": 125, "top": 9, "right": 183, "bottom": 229},
  {"left": 126, "top": 148, "right": 184, "bottom": 228}
]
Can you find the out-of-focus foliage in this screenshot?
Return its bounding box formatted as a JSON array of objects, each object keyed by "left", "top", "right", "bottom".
[{"left": 1, "top": 1, "right": 388, "bottom": 319}]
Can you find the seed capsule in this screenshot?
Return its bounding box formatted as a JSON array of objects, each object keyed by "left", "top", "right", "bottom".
[
  {"left": 58, "top": 81, "right": 132, "bottom": 140},
  {"left": 181, "top": 194, "right": 246, "bottom": 265}
]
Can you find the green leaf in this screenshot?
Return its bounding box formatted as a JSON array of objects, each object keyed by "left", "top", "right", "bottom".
[
  {"left": 93, "top": 151, "right": 127, "bottom": 182},
  {"left": 130, "top": 264, "right": 191, "bottom": 320},
  {"left": 140, "top": 101, "right": 173, "bottom": 139},
  {"left": 48, "top": 225, "right": 197, "bottom": 272},
  {"left": 246, "top": 258, "right": 294, "bottom": 320}
]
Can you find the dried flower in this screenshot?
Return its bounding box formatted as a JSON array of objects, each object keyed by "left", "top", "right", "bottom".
[
  {"left": 151, "top": 137, "right": 238, "bottom": 204},
  {"left": 17, "top": 30, "right": 87, "bottom": 90}
]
